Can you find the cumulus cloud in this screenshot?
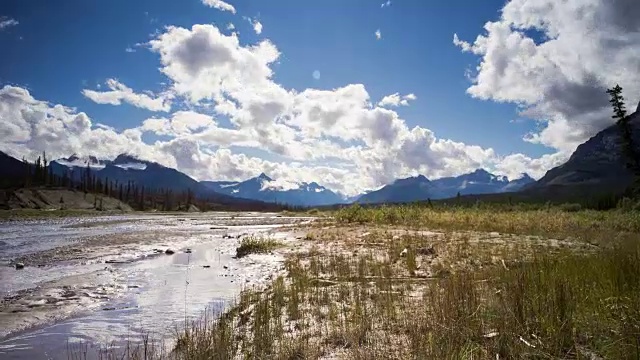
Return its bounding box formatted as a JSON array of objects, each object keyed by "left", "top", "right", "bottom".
[
  {"left": 2, "top": 14, "right": 593, "bottom": 196},
  {"left": 0, "top": 17, "right": 18, "bottom": 30},
  {"left": 455, "top": 0, "right": 640, "bottom": 152},
  {"left": 381, "top": 1, "right": 391, "bottom": 8},
  {"left": 82, "top": 79, "right": 172, "bottom": 112},
  {"left": 201, "top": 0, "right": 236, "bottom": 14},
  {"left": 378, "top": 93, "right": 416, "bottom": 107},
  {"left": 375, "top": 29, "right": 382, "bottom": 40}
]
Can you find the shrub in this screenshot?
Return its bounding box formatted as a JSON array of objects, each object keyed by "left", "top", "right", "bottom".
[{"left": 235, "top": 237, "right": 282, "bottom": 258}]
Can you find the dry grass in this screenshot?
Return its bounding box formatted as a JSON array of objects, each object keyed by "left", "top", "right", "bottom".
[{"left": 70, "top": 205, "right": 640, "bottom": 359}]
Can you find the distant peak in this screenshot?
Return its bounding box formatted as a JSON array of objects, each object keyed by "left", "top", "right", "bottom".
[
  {"left": 257, "top": 172, "right": 272, "bottom": 181},
  {"left": 513, "top": 173, "right": 534, "bottom": 181},
  {"left": 59, "top": 153, "right": 101, "bottom": 164},
  {"left": 113, "top": 153, "right": 143, "bottom": 164},
  {"left": 393, "top": 174, "right": 429, "bottom": 185},
  {"left": 472, "top": 168, "right": 490, "bottom": 175}
]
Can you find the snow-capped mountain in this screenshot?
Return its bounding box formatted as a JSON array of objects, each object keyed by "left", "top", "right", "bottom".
[
  {"left": 201, "top": 173, "right": 345, "bottom": 206},
  {"left": 357, "top": 169, "right": 535, "bottom": 204},
  {"left": 49, "top": 153, "right": 258, "bottom": 205},
  {"left": 54, "top": 154, "right": 107, "bottom": 170},
  {"left": 110, "top": 154, "right": 148, "bottom": 170}
]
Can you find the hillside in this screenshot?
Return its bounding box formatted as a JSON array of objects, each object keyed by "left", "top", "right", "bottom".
[
  {"left": 0, "top": 151, "right": 289, "bottom": 212},
  {"left": 526, "top": 108, "right": 640, "bottom": 195},
  {"left": 0, "top": 188, "right": 132, "bottom": 211}
]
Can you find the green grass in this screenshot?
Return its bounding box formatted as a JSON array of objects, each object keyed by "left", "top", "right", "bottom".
[
  {"left": 235, "top": 236, "right": 282, "bottom": 258},
  {"left": 334, "top": 204, "right": 640, "bottom": 242}
]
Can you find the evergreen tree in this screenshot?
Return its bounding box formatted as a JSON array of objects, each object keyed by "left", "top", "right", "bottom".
[
  {"left": 607, "top": 85, "right": 640, "bottom": 197},
  {"left": 607, "top": 84, "right": 627, "bottom": 122}
]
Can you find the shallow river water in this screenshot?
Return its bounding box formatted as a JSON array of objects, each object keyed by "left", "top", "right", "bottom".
[{"left": 0, "top": 212, "right": 309, "bottom": 359}]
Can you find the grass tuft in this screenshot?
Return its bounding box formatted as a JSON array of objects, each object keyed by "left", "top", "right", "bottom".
[{"left": 235, "top": 236, "right": 282, "bottom": 258}]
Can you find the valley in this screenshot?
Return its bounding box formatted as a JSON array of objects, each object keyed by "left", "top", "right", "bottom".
[{"left": 2, "top": 0, "right": 640, "bottom": 358}]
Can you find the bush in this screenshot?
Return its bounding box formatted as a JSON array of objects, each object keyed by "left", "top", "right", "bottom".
[{"left": 235, "top": 237, "right": 282, "bottom": 258}]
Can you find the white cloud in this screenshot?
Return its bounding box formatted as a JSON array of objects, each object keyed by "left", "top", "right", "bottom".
[
  {"left": 125, "top": 47, "right": 136, "bottom": 53},
  {"left": 375, "top": 29, "right": 382, "bottom": 40},
  {"left": 82, "top": 79, "right": 172, "bottom": 112},
  {"left": 378, "top": 93, "right": 416, "bottom": 107},
  {"left": 201, "top": 0, "right": 236, "bottom": 14},
  {"left": 3, "top": 15, "right": 597, "bottom": 196},
  {"left": 381, "top": 1, "right": 391, "bottom": 8},
  {"left": 227, "top": 23, "right": 235, "bottom": 30},
  {"left": 0, "top": 17, "right": 18, "bottom": 30},
  {"left": 312, "top": 70, "right": 321, "bottom": 80},
  {"left": 455, "top": 0, "right": 640, "bottom": 152},
  {"left": 253, "top": 20, "right": 263, "bottom": 35}
]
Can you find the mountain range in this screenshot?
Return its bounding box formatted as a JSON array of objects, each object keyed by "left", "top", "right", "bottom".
[
  {"left": 2, "top": 101, "right": 638, "bottom": 207},
  {"left": 356, "top": 170, "right": 535, "bottom": 204},
  {"left": 49, "top": 153, "right": 257, "bottom": 206},
  {"left": 202, "top": 173, "right": 346, "bottom": 207}
]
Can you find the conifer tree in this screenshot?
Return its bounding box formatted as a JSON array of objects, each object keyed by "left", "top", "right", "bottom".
[{"left": 607, "top": 85, "right": 640, "bottom": 197}]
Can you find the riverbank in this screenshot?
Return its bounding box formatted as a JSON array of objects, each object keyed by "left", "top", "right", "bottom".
[
  {"left": 0, "top": 213, "right": 313, "bottom": 359},
  {"left": 145, "top": 206, "right": 640, "bottom": 359}
]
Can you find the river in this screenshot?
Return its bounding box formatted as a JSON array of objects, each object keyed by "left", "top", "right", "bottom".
[{"left": 0, "top": 212, "right": 310, "bottom": 359}]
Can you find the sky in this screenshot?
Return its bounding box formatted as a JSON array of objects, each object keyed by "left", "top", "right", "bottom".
[{"left": 1, "top": 0, "right": 639, "bottom": 196}]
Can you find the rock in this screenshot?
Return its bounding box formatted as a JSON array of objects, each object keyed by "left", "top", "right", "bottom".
[
  {"left": 483, "top": 331, "right": 499, "bottom": 339},
  {"left": 223, "top": 265, "right": 229, "bottom": 270},
  {"left": 223, "top": 234, "right": 233, "bottom": 239},
  {"left": 202, "top": 265, "right": 211, "bottom": 268},
  {"left": 399, "top": 248, "right": 408, "bottom": 257},
  {"left": 185, "top": 248, "right": 192, "bottom": 254},
  {"left": 165, "top": 249, "right": 175, "bottom": 255},
  {"left": 15, "top": 262, "right": 25, "bottom": 270}
]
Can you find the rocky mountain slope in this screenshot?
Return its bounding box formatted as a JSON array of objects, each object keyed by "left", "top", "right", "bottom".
[{"left": 527, "top": 106, "right": 640, "bottom": 194}]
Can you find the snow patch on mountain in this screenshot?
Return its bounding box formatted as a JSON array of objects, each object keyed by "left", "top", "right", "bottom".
[
  {"left": 260, "top": 178, "right": 301, "bottom": 192},
  {"left": 54, "top": 154, "right": 106, "bottom": 170},
  {"left": 114, "top": 162, "right": 148, "bottom": 170}
]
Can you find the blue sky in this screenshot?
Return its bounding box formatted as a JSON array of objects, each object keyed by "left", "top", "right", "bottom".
[
  {"left": 1, "top": 0, "right": 637, "bottom": 195},
  {"left": 1, "top": 0, "right": 542, "bottom": 153}
]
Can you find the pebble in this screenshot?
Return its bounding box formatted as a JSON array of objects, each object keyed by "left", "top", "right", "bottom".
[{"left": 15, "top": 263, "right": 25, "bottom": 270}]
